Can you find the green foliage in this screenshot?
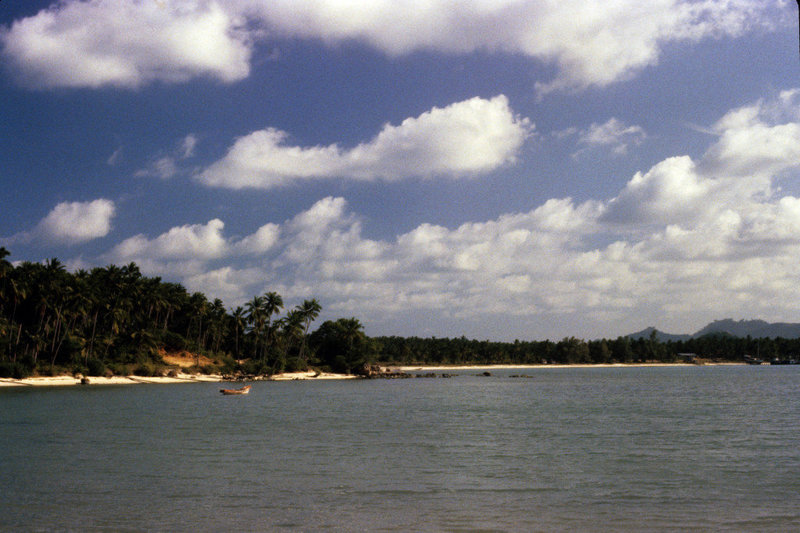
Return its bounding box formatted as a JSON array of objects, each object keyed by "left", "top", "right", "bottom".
[
  {"left": 86, "top": 358, "right": 106, "bottom": 376},
  {"left": 310, "top": 318, "right": 375, "bottom": 374},
  {"left": 161, "top": 331, "right": 186, "bottom": 352},
  {"left": 0, "top": 250, "right": 327, "bottom": 378},
  {"left": 3, "top": 248, "right": 799, "bottom": 377},
  {"left": 0, "top": 361, "right": 33, "bottom": 379},
  {"left": 133, "top": 362, "right": 159, "bottom": 377}
]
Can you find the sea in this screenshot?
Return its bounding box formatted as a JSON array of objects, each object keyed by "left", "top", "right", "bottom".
[{"left": 1, "top": 365, "right": 799, "bottom": 532}]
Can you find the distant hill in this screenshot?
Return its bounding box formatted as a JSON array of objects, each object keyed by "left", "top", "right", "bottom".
[
  {"left": 694, "top": 319, "right": 800, "bottom": 339},
  {"left": 626, "top": 327, "right": 691, "bottom": 342},
  {"left": 627, "top": 319, "right": 800, "bottom": 341}
]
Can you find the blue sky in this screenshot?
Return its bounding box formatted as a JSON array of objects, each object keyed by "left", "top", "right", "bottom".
[{"left": 2, "top": 0, "right": 800, "bottom": 340}]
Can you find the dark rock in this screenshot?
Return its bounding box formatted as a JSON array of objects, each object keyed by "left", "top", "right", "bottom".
[{"left": 359, "top": 364, "right": 412, "bottom": 379}]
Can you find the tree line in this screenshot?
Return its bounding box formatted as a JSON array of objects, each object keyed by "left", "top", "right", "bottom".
[
  {"left": 2, "top": 248, "right": 796, "bottom": 379},
  {"left": 0, "top": 248, "right": 373, "bottom": 378},
  {"left": 376, "top": 331, "right": 800, "bottom": 366}
]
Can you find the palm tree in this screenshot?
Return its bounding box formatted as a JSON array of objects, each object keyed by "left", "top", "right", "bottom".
[
  {"left": 296, "top": 299, "right": 322, "bottom": 363},
  {"left": 339, "top": 317, "right": 364, "bottom": 352},
  {"left": 0, "top": 247, "right": 11, "bottom": 317},
  {"left": 231, "top": 306, "right": 246, "bottom": 358},
  {"left": 261, "top": 292, "right": 283, "bottom": 356},
  {"left": 187, "top": 292, "right": 209, "bottom": 355},
  {"left": 208, "top": 298, "right": 227, "bottom": 354},
  {"left": 280, "top": 310, "right": 305, "bottom": 360},
  {"left": 245, "top": 295, "right": 265, "bottom": 359}
]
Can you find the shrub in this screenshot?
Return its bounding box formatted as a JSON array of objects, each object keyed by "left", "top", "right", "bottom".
[
  {"left": 284, "top": 356, "right": 306, "bottom": 373},
  {"left": 0, "top": 361, "right": 33, "bottom": 379},
  {"left": 161, "top": 331, "right": 186, "bottom": 353},
  {"left": 133, "top": 362, "right": 157, "bottom": 377},
  {"left": 86, "top": 358, "right": 106, "bottom": 376},
  {"left": 199, "top": 363, "right": 219, "bottom": 375},
  {"left": 107, "top": 362, "right": 131, "bottom": 376}
]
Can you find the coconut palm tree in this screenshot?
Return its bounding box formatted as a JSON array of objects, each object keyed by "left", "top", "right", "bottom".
[
  {"left": 231, "top": 306, "right": 246, "bottom": 358},
  {"left": 245, "top": 295, "right": 265, "bottom": 359},
  {"left": 280, "top": 309, "right": 305, "bottom": 361},
  {"left": 261, "top": 291, "right": 283, "bottom": 355},
  {"left": 296, "top": 299, "right": 322, "bottom": 363}
]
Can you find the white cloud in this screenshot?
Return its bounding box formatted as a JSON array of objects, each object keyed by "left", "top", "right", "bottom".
[
  {"left": 74, "top": 90, "right": 800, "bottom": 339},
  {"left": 183, "top": 266, "right": 264, "bottom": 304},
  {"left": 135, "top": 133, "right": 199, "bottom": 179},
  {"left": 3, "top": 199, "right": 116, "bottom": 246},
  {"left": 570, "top": 118, "right": 647, "bottom": 156},
  {"left": 701, "top": 93, "right": 800, "bottom": 179},
  {"left": 112, "top": 219, "right": 228, "bottom": 263},
  {"left": 2, "top": 1, "right": 780, "bottom": 92},
  {"left": 196, "top": 95, "right": 531, "bottom": 188},
  {"left": 1, "top": 0, "right": 251, "bottom": 89},
  {"left": 233, "top": 223, "right": 279, "bottom": 255},
  {"left": 603, "top": 156, "right": 711, "bottom": 226},
  {"left": 243, "top": 0, "right": 779, "bottom": 94},
  {"left": 180, "top": 134, "right": 198, "bottom": 159}
]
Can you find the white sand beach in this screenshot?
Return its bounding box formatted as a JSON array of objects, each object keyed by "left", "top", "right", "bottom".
[
  {"left": 0, "top": 362, "right": 745, "bottom": 387},
  {"left": 268, "top": 370, "right": 358, "bottom": 381},
  {"left": 0, "top": 370, "right": 356, "bottom": 387}
]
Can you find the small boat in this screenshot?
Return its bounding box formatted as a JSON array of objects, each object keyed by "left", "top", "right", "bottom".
[{"left": 220, "top": 385, "right": 251, "bottom": 395}]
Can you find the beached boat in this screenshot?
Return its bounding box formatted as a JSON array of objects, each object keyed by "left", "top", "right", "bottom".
[{"left": 220, "top": 385, "right": 251, "bottom": 395}]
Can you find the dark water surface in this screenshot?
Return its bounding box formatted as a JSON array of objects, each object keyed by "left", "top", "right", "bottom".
[{"left": 2, "top": 366, "right": 799, "bottom": 532}]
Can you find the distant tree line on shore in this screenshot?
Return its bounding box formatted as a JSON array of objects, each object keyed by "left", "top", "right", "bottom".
[
  {"left": 2, "top": 248, "right": 796, "bottom": 379},
  {"left": 0, "top": 248, "right": 373, "bottom": 379},
  {"left": 376, "top": 331, "right": 799, "bottom": 366}
]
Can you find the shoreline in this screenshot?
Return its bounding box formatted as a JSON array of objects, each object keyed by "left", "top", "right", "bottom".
[
  {"left": 0, "top": 362, "right": 747, "bottom": 388},
  {"left": 396, "top": 362, "right": 744, "bottom": 371},
  {"left": 0, "top": 370, "right": 358, "bottom": 388}
]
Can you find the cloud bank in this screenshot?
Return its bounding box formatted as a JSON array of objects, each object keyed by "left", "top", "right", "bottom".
[
  {"left": 1, "top": 0, "right": 781, "bottom": 92},
  {"left": 196, "top": 95, "right": 531, "bottom": 188},
  {"left": 91, "top": 91, "right": 800, "bottom": 339}
]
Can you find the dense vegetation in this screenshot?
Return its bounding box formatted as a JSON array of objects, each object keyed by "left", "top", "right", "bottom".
[
  {"left": 1, "top": 248, "right": 796, "bottom": 379},
  {"left": 376, "top": 333, "right": 799, "bottom": 366},
  {"left": 0, "top": 248, "right": 373, "bottom": 378}
]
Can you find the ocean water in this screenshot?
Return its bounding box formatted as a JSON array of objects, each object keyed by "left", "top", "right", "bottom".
[{"left": 1, "top": 366, "right": 799, "bottom": 532}]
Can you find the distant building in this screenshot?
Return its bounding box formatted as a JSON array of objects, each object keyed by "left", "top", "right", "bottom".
[{"left": 677, "top": 353, "right": 697, "bottom": 363}]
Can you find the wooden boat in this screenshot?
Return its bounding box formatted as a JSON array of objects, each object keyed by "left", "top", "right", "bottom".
[{"left": 220, "top": 385, "right": 251, "bottom": 395}]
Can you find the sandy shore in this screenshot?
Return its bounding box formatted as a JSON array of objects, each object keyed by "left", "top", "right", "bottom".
[
  {"left": 268, "top": 371, "right": 358, "bottom": 381},
  {"left": 0, "top": 362, "right": 745, "bottom": 387},
  {"left": 0, "top": 370, "right": 356, "bottom": 387}
]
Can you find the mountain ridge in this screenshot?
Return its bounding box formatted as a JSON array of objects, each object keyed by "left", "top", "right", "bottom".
[{"left": 627, "top": 319, "right": 800, "bottom": 341}]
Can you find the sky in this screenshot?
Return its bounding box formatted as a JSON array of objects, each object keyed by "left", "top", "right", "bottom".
[{"left": 2, "top": 0, "right": 800, "bottom": 341}]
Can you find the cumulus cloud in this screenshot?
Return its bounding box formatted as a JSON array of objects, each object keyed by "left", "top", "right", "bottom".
[
  {"left": 242, "top": 0, "right": 778, "bottom": 94},
  {"left": 3, "top": 199, "right": 116, "bottom": 246},
  {"left": 1, "top": 0, "right": 251, "bottom": 89},
  {"left": 1, "top": 1, "right": 779, "bottom": 92},
  {"left": 196, "top": 96, "right": 531, "bottom": 188},
  {"left": 602, "top": 156, "right": 710, "bottom": 226},
  {"left": 111, "top": 219, "right": 229, "bottom": 263},
  {"left": 701, "top": 91, "right": 800, "bottom": 180},
  {"left": 87, "top": 90, "right": 800, "bottom": 339}
]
